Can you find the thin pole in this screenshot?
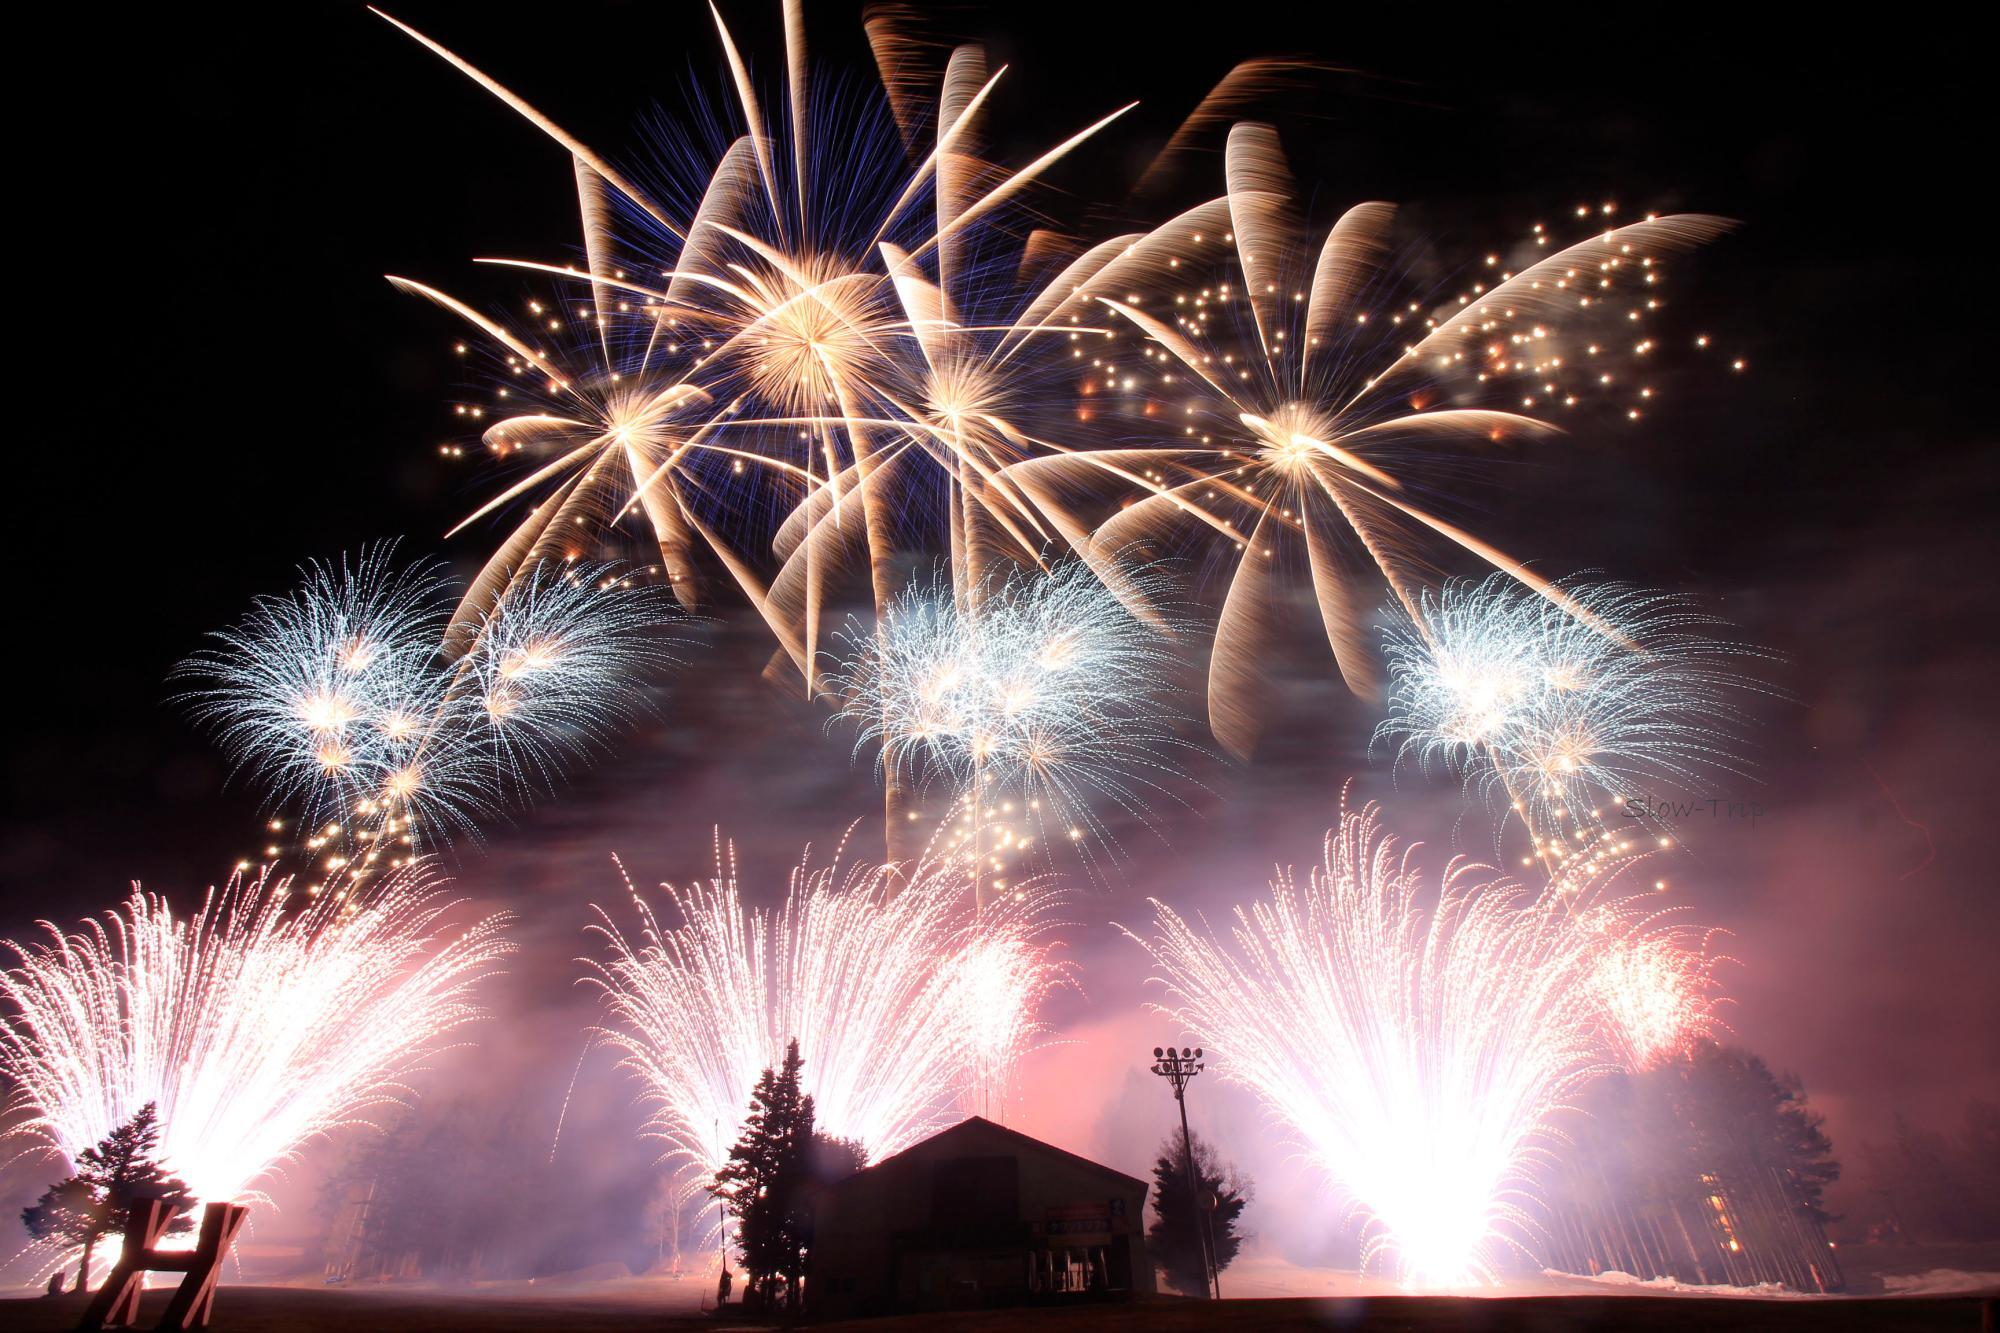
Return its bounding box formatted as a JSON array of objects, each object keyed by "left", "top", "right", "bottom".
[
  {"left": 715, "top": 1114, "right": 726, "bottom": 1308},
  {"left": 1173, "top": 1085, "right": 1218, "bottom": 1298},
  {"left": 1151, "top": 1046, "right": 1221, "bottom": 1299}
]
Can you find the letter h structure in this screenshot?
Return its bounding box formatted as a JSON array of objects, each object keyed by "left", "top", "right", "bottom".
[{"left": 79, "top": 1198, "right": 250, "bottom": 1331}]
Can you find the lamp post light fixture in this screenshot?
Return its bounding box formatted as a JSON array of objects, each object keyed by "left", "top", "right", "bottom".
[{"left": 1151, "top": 1044, "right": 1221, "bottom": 1299}]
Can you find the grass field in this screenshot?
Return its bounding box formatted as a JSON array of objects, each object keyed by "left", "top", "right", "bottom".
[{"left": 2, "top": 1285, "right": 1994, "bottom": 1332}]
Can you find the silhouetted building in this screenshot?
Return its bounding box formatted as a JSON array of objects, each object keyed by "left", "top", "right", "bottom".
[{"left": 808, "top": 1117, "right": 1154, "bottom": 1317}]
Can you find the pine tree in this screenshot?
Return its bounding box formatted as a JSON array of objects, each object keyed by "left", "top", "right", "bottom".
[
  {"left": 809, "top": 1133, "right": 867, "bottom": 1187},
  {"left": 22, "top": 1103, "right": 193, "bottom": 1292},
  {"left": 1681, "top": 1043, "right": 1841, "bottom": 1225},
  {"left": 1147, "top": 1130, "right": 1250, "bottom": 1297},
  {"left": 1863, "top": 1099, "right": 2000, "bottom": 1242},
  {"left": 709, "top": 1040, "right": 859, "bottom": 1310}
]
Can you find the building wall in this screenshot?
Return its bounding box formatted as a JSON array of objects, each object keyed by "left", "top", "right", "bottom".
[{"left": 810, "top": 1119, "right": 1153, "bottom": 1318}]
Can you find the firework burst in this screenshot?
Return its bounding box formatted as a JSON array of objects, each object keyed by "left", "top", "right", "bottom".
[
  {"left": 823, "top": 558, "right": 1191, "bottom": 884},
  {"left": 1374, "top": 574, "right": 1766, "bottom": 848},
  {"left": 996, "top": 126, "right": 1732, "bottom": 756},
  {"left": 376, "top": 4, "right": 1136, "bottom": 683},
  {"left": 458, "top": 557, "right": 677, "bottom": 793},
  {"left": 586, "top": 834, "right": 1066, "bottom": 1213},
  {"left": 0, "top": 865, "right": 512, "bottom": 1209},
  {"left": 1578, "top": 905, "right": 1733, "bottom": 1071},
  {"left": 179, "top": 548, "right": 678, "bottom": 861},
  {"left": 1130, "top": 802, "right": 1618, "bottom": 1287},
  {"left": 177, "top": 547, "right": 452, "bottom": 840}
]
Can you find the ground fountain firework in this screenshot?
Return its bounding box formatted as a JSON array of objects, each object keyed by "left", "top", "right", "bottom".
[
  {"left": 0, "top": 865, "right": 512, "bottom": 1211},
  {"left": 586, "top": 834, "right": 1067, "bottom": 1228},
  {"left": 1130, "top": 802, "right": 1673, "bottom": 1288}
]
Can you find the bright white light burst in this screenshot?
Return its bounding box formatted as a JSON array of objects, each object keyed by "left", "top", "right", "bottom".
[
  {"left": 1376, "top": 575, "right": 1765, "bottom": 842},
  {"left": 180, "top": 548, "right": 680, "bottom": 853},
  {"left": 825, "top": 559, "right": 1189, "bottom": 853},
  {"left": 1132, "top": 803, "right": 1616, "bottom": 1287}
]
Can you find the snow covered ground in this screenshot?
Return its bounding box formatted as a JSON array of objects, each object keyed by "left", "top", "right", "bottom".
[
  {"left": 1878, "top": 1268, "right": 2000, "bottom": 1296},
  {"left": 1213, "top": 1249, "right": 1999, "bottom": 1299}
]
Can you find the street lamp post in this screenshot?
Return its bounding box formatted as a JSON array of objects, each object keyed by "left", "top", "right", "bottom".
[{"left": 1151, "top": 1044, "right": 1221, "bottom": 1300}]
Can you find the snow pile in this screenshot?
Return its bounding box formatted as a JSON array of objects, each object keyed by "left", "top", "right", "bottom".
[
  {"left": 1879, "top": 1269, "right": 2000, "bottom": 1296},
  {"left": 1545, "top": 1268, "right": 1804, "bottom": 1297}
]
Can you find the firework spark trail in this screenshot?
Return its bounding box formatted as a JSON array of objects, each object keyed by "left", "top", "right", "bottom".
[
  {"left": 179, "top": 549, "right": 678, "bottom": 864},
  {"left": 0, "top": 866, "right": 513, "bottom": 1208},
  {"left": 1374, "top": 574, "right": 1768, "bottom": 853},
  {"left": 585, "top": 836, "right": 1066, "bottom": 1214},
  {"left": 996, "top": 125, "right": 1732, "bottom": 756},
  {"left": 823, "top": 558, "right": 1193, "bottom": 888},
  {"left": 1131, "top": 802, "right": 1633, "bottom": 1288}
]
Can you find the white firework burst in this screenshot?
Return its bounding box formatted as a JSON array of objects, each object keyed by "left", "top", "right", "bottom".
[
  {"left": 824, "top": 558, "right": 1191, "bottom": 855},
  {"left": 180, "top": 547, "right": 682, "bottom": 852},
  {"left": 456, "top": 558, "right": 676, "bottom": 796},
  {"left": 1375, "top": 575, "right": 1767, "bottom": 843}
]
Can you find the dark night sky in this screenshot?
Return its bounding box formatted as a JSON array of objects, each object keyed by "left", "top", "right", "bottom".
[{"left": 4, "top": 1, "right": 1994, "bottom": 1259}]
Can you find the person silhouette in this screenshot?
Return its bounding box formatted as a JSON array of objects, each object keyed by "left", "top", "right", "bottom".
[{"left": 717, "top": 1266, "right": 733, "bottom": 1306}]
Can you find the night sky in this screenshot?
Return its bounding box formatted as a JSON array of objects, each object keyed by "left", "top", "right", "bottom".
[{"left": 6, "top": 1, "right": 1992, "bottom": 1264}]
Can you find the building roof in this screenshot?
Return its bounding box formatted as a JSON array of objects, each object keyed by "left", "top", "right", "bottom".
[{"left": 828, "top": 1117, "right": 1148, "bottom": 1196}]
